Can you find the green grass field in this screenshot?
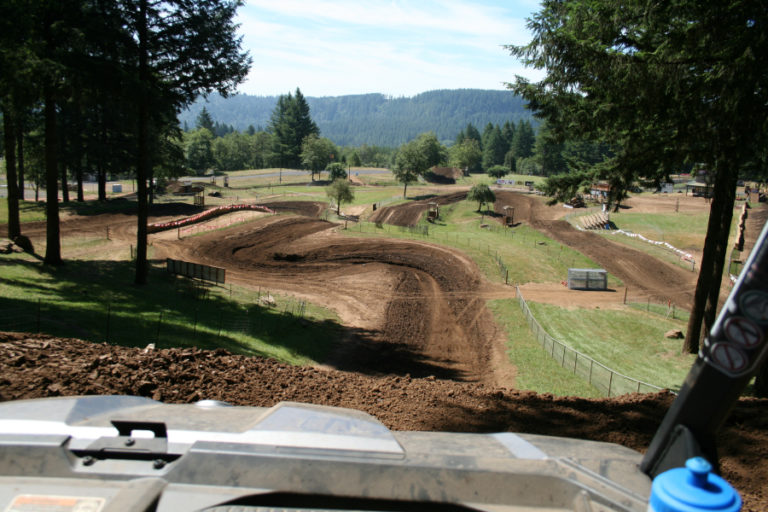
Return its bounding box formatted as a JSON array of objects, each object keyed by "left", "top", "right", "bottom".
[
  {"left": 0, "top": 248, "right": 341, "bottom": 366},
  {"left": 487, "top": 299, "right": 602, "bottom": 397},
  {"left": 525, "top": 302, "right": 695, "bottom": 390}
]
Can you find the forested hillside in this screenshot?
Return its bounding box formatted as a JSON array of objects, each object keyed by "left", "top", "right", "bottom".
[{"left": 179, "top": 89, "right": 533, "bottom": 147}]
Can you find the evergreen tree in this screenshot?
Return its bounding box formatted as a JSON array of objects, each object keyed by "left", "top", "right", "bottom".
[
  {"left": 482, "top": 125, "right": 507, "bottom": 171},
  {"left": 196, "top": 107, "right": 215, "bottom": 131},
  {"left": 511, "top": 120, "right": 535, "bottom": 159},
  {"left": 534, "top": 123, "right": 567, "bottom": 176},
  {"left": 185, "top": 128, "right": 215, "bottom": 174},
  {"left": 501, "top": 121, "right": 516, "bottom": 149},
  {"left": 481, "top": 122, "right": 495, "bottom": 151},
  {"left": 127, "top": 0, "right": 250, "bottom": 284},
  {"left": 269, "top": 88, "right": 319, "bottom": 169},
  {"left": 508, "top": 0, "right": 768, "bottom": 358},
  {"left": 464, "top": 123, "right": 482, "bottom": 149}
]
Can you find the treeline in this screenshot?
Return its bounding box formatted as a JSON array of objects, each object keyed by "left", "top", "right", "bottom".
[
  {"left": 184, "top": 104, "right": 620, "bottom": 190},
  {"left": 179, "top": 89, "right": 533, "bottom": 147},
  {"left": 185, "top": 101, "right": 396, "bottom": 175},
  {"left": 1, "top": 0, "right": 249, "bottom": 284}
]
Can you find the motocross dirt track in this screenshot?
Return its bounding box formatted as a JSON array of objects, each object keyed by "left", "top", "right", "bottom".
[{"left": 2, "top": 192, "right": 766, "bottom": 509}]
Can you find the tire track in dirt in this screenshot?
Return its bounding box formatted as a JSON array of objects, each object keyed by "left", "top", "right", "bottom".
[
  {"left": 154, "top": 208, "right": 505, "bottom": 385},
  {"left": 369, "top": 192, "right": 467, "bottom": 227},
  {"left": 494, "top": 191, "right": 697, "bottom": 310}
]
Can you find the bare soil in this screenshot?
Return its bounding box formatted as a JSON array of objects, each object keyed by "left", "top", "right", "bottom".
[
  {"left": 3, "top": 192, "right": 767, "bottom": 509},
  {"left": 1, "top": 331, "right": 766, "bottom": 510},
  {"left": 369, "top": 191, "right": 467, "bottom": 226}
]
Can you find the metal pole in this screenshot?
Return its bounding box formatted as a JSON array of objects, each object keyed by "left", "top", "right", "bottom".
[{"left": 608, "top": 372, "right": 613, "bottom": 397}]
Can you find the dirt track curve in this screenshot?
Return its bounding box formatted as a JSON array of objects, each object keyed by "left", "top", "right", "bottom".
[
  {"left": 154, "top": 212, "right": 503, "bottom": 384},
  {"left": 369, "top": 192, "right": 467, "bottom": 226},
  {"left": 492, "top": 191, "right": 697, "bottom": 309}
]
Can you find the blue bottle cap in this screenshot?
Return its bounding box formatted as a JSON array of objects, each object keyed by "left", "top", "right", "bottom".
[{"left": 649, "top": 457, "right": 741, "bottom": 512}]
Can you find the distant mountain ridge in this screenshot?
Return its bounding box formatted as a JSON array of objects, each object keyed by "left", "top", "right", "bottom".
[{"left": 179, "top": 89, "right": 533, "bottom": 147}]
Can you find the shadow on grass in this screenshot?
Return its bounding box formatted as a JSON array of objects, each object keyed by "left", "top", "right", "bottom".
[
  {"left": 0, "top": 258, "right": 336, "bottom": 362},
  {"left": 58, "top": 198, "right": 203, "bottom": 219},
  {"left": 1, "top": 256, "right": 466, "bottom": 379}
]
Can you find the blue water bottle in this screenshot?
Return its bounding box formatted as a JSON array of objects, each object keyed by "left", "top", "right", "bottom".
[{"left": 649, "top": 457, "right": 741, "bottom": 512}]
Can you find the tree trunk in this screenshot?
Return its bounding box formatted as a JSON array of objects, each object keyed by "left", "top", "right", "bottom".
[
  {"left": 134, "top": 0, "right": 149, "bottom": 285},
  {"left": 683, "top": 166, "right": 734, "bottom": 353},
  {"left": 755, "top": 361, "right": 768, "bottom": 398},
  {"left": 76, "top": 163, "right": 84, "bottom": 202},
  {"left": 98, "top": 163, "right": 106, "bottom": 201},
  {"left": 403, "top": 182, "right": 408, "bottom": 199},
  {"left": 3, "top": 108, "right": 21, "bottom": 239},
  {"left": 703, "top": 168, "right": 738, "bottom": 334},
  {"left": 97, "top": 108, "right": 107, "bottom": 201},
  {"left": 43, "top": 87, "right": 62, "bottom": 265},
  {"left": 16, "top": 122, "right": 25, "bottom": 201},
  {"left": 60, "top": 164, "right": 69, "bottom": 203}
]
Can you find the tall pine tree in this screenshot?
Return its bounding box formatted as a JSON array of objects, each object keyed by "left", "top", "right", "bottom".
[{"left": 269, "top": 88, "right": 319, "bottom": 169}]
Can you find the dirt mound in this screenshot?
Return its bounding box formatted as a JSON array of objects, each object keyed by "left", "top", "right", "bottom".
[
  {"left": 492, "top": 190, "right": 565, "bottom": 223},
  {"left": 369, "top": 192, "right": 467, "bottom": 227},
  {"left": 1, "top": 331, "right": 766, "bottom": 511}
]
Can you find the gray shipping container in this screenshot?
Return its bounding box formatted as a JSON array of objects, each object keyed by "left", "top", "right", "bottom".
[{"left": 567, "top": 268, "right": 607, "bottom": 290}]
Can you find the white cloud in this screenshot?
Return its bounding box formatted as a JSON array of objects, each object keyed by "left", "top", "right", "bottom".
[{"left": 236, "top": 0, "right": 541, "bottom": 97}]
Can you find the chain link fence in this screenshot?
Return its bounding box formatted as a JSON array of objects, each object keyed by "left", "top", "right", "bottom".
[
  {"left": 0, "top": 287, "right": 309, "bottom": 351},
  {"left": 516, "top": 286, "right": 670, "bottom": 397}
]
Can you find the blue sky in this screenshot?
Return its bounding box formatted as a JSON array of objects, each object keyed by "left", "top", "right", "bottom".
[{"left": 236, "top": 0, "right": 544, "bottom": 98}]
